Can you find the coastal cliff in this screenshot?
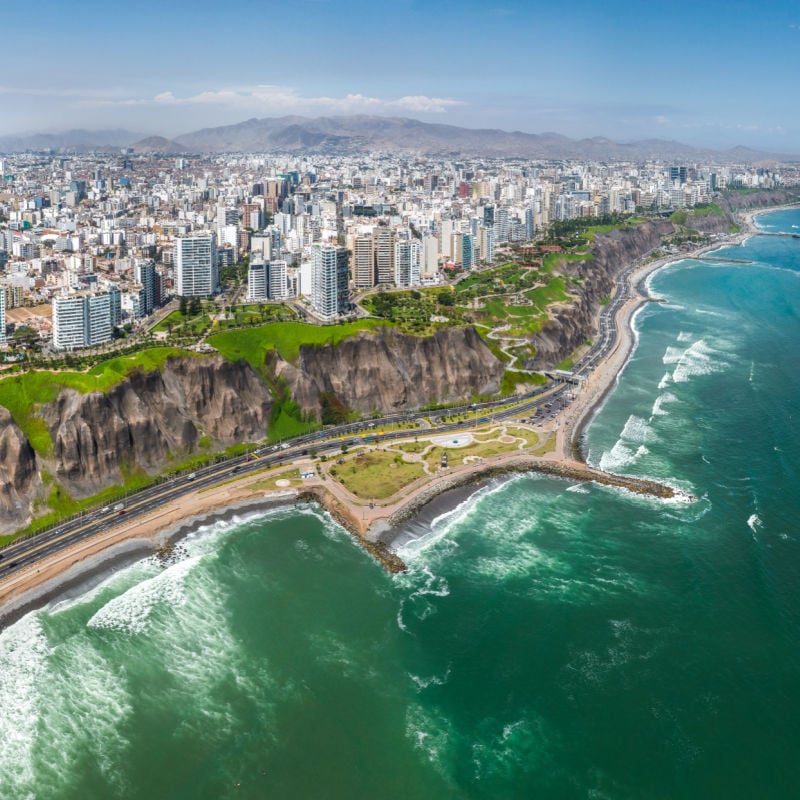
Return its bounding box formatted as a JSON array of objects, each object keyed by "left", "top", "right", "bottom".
[
  {"left": 683, "top": 210, "right": 733, "bottom": 235},
  {"left": 40, "top": 356, "right": 273, "bottom": 498},
  {"left": 0, "top": 329, "right": 503, "bottom": 532},
  {"left": 719, "top": 189, "right": 799, "bottom": 212},
  {"left": 527, "top": 219, "right": 674, "bottom": 369},
  {"left": 0, "top": 408, "right": 42, "bottom": 533},
  {"left": 271, "top": 326, "right": 504, "bottom": 419}
]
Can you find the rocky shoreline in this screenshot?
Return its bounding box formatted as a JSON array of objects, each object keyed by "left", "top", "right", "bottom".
[{"left": 291, "top": 455, "right": 685, "bottom": 575}]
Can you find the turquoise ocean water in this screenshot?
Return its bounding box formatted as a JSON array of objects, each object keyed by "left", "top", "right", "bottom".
[{"left": 2, "top": 210, "right": 800, "bottom": 799}]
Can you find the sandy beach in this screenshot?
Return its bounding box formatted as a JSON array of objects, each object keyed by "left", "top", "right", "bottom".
[{"left": 0, "top": 209, "right": 768, "bottom": 621}]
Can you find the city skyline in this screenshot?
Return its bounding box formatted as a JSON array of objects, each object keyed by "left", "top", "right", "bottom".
[{"left": 3, "top": 0, "right": 800, "bottom": 151}]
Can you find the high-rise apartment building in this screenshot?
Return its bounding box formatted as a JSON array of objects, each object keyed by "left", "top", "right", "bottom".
[
  {"left": 451, "top": 231, "right": 464, "bottom": 266},
  {"left": 373, "top": 228, "right": 394, "bottom": 285},
  {"left": 311, "top": 244, "right": 349, "bottom": 319},
  {"left": 394, "top": 239, "right": 421, "bottom": 287},
  {"left": 216, "top": 206, "right": 239, "bottom": 226},
  {"left": 268, "top": 260, "right": 288, "bottom": 300},
  {"left": 421, "top": 235, "right": 439, "bottom": 281},
  {"left": 495, "top": 209, "right": 510, "bottom": 244},
  {"left": 0, "top": 287, "right": 5, "bottom": 347},
  {"left": 462, "top": 233, "right": 475, "bottom": 270},
  {"left": 478, "top": 225, "right": 495, "bottom": 264},
  {"left": 248, "top": 257, "right": 289, "bottom": 301},
  {"left": 52, "top": 295, "right": 87, "bottom": 350},
  {"left": 247, "top": 256, "right": 268, "bottom": 301},
  {"left": 134, "top": 259, "right": 156, "bottom": 316},
  {"left": 175, "top": 233, "right": 218, "bottom": 298},
  {"left": 352, "top": 234, "right": 375, "bottom": 289},
  {"left": 52, "top": 292, "right": 114, "bottom": 350},
  {"left": 86, "top": 293, "right": 112, "bottom": 346}
]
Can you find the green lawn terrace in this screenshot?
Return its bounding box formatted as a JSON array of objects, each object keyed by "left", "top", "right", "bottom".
[
  {"left": 0, "top": 347, "right": 205, "bottom": 458},
  {"left": 208, "top": 318, "right": 390, "bottom": 374},
  {"left": 360, "top": 252, "right": 589, "bottom": 341},
  {"left": 151, "top": 301, "right": 298, "bottom": 340}
]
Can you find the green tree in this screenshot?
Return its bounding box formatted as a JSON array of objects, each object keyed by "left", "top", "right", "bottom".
[{"left": 437, "top": 290, "right": 455, "bottom": 307}]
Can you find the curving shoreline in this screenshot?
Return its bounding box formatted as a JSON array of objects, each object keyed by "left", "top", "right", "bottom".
[{"left": 0, "top": 207, "right": 776, "bottom": 616}]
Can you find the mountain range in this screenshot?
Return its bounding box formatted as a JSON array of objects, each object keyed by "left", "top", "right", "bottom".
[{"left": 0, "top": 116, "right": 795, "bottom": 163}]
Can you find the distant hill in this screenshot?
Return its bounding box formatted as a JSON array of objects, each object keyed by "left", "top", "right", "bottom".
[
  {"left": 172, "top": 115, "right": 797, "bottom": 162},
  {"left": 129, "top": 136, "right": 186, "bottom": 154},
  {"left": 1, "top": 117, "right": 797, "bottom": 162},
  {"left": 0, "top": 128, "right": 144, "bottom": 153}
]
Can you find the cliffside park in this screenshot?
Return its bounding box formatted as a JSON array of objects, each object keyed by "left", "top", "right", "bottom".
[{"left": 1, "top": 190, "right": 797, "bottom": 605}]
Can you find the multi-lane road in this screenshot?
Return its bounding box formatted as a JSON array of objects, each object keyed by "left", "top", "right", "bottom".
[{"left": 0, "top": 258, "right": 644, "bottom": 585}]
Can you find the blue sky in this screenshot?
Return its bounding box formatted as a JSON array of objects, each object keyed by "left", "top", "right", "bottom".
[{"left": 3, "top": 0, "right": 799, "bottom": 150}]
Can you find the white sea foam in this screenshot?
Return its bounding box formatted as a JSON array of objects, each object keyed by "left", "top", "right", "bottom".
[
  {"left": 598, "top": 415, "right": 653, "bottom": 472},
  {"left": 672, "top": 339, "right": 729, "bottom": 383},
  {"left": 599, "top": 441, "right": 636, "bottom": 472},
  {"left": 651, "top": 391, "right": 678, "bottom": 417},
  {"left": 677, "top": 331, "right": 693, "bottom": 342},
  {"left": 662, "top": 346, "right": 685, "bottom": 365},
  {"left": 34, "top": 635, "right": 133, "bottom": 793},
  {"left": 409, "top": 665, "right": 451, "bottom": 690},
  {"left": 657, "top": 372, "right": 672, "bottom": 389},
  {"left": 0, "top": 615, "right": 51, "bottom": 800},
  {"left": 87, "top": 554, "right": 201, "bottom": 634},
  {"left": 694, "top": 308, "right": 727, "bottom": 318},
  {"left": 397, "top": 476, "right": 525, "bottom": 562},
  {"left": 471, "top": 717, "right": 550, "bottom": 781},
  {"left": 747, "top": 514, "right": 763, "bottom": 537},
  {"left": 405, "top": 703, "right": 451, "bottom": 776},
  {"left": 472, "top": 539, "right": 555, "bottom": 582},
  {"left": 621, "top": 415, "right": 651, "bottom": 444},
  {"left": 566, "top": 483, "right": 590, "bottom": 494},
  {"left": 396, "top": 566, "right": 451, "bottom": 632}
]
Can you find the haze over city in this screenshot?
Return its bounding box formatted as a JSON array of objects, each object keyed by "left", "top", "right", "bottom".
[{"left": 4, "top": 0, "right": 799, "bottom": 151}]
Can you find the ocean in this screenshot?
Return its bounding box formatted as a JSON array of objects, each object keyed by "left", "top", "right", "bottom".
[{"left": 2, "top": 209, "right": 800, "bottom": 799}]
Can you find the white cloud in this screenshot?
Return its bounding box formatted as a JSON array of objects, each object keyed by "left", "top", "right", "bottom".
[{"left": 151, "top": 85, "right": 465, "bottom": 114}]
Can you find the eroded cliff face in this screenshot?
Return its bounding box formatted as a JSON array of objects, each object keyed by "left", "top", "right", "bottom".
[
  {"left": 719, "top": 189, "right": 799, "bottom": 212},
  {"left": 271, "top": 326, "right": 504, "bottom": 418},
  {"left": 527, "top": 219, "right": 675, "bottom": 369},
  {"left": 683, "top": 211, "right": 732, "bottom": 235},
  {"left": 41, "top": 356, "right": 273, "bottom": 497},
  {"left": 0, "top": 407, "right": 41, "bottom": 535}
]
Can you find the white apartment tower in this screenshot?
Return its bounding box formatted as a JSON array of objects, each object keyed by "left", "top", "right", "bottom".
[
  {"left": 311, "top": 244, "right": 349, "bottom": 319},
  {"left": 53, "top": 295, "right": 87, "bottom": 350},
  {"left": 394, "top": 239, "right": 421, "bottom": 287},
  {"left": 268, "top": 260, "right": 288, "bottom": 300},
  {"left": 247, "top": 256, "right": 268, "bottom": 301},
  {"left": 479, "top": 225, "right": 495, "bottom": 264},
  {"left": 176, "top": 233, "right": 218, "bottom": 298},
  {"left": 52, "top": 292, "right": 114, "bottom": 350},
  {"left": 421, "top": 235, "right": 439, "bottom": 281},
  {"left": 0, "top": 288, "right": 5, "bottom": 347},
  {"left": 373, "top": 228, "right": 394, "bottom": 285},
  {"left": 352, "top": 234, "right": 375, "bottom": 289}
]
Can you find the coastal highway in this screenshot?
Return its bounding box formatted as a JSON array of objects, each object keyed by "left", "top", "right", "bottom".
[
  {"left": 0, "top": 257, "right": 640, "bottom": 585},
  {"left": 0, "top": 388, "right": 572, "bottom": 585}
]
